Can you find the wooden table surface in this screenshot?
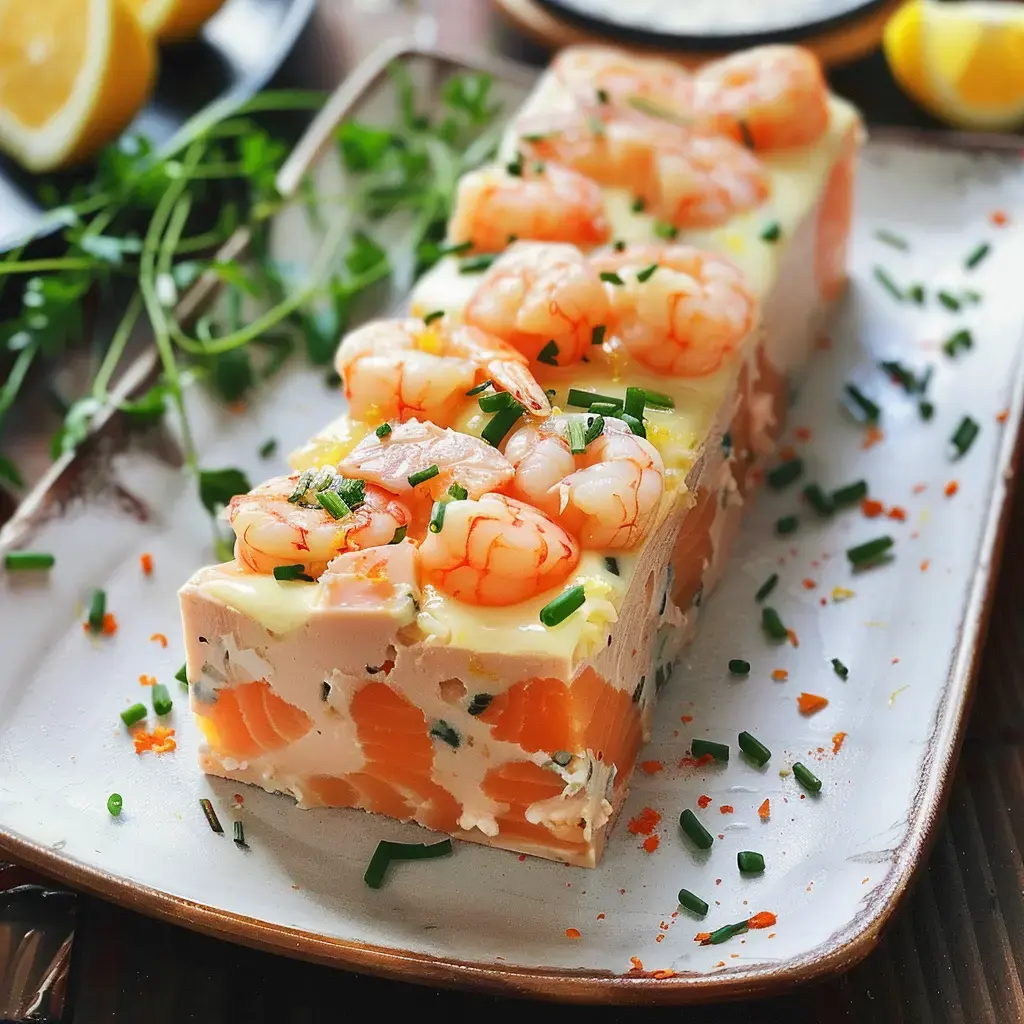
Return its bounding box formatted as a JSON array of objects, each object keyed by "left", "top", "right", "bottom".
[{"left": 3, "top": 2, "right": 1024, "bottom": 1021}]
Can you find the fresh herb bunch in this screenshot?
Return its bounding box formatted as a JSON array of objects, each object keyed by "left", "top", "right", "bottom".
[{"left": 0, "top": 65, "right": 502, "bottom": 515}]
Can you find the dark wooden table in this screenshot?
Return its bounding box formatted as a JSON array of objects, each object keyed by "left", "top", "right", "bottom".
[{"left": 3, "top": 2, "right": 1024, "bottom": 1020}]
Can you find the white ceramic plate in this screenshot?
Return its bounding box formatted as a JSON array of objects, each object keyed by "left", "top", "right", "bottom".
[{"left": 1, "top": 48, "right": 1024, "bottom": 1005}]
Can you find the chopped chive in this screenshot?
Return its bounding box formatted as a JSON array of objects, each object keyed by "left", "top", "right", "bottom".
[
  {"left": 590, "top": 401, "right": 621, "bottom": 416},
  {"left": 87, "top": 588, "right": 106, "bottom": 634},
  {"left": 316, "top": 490, "right": 350, "bottom": 520},
  {"left": 428, "top": 500, "right": 447, "bottom": 533},
  {"left": 679, "top": 809, "right": 714, "bottom": 850},
  {"left": 467, "top": 693, "right": 493, "bottom": 716},
  {"left": 793, "top": 762, "right": 822, "bottom": 794},
  {"left": 760, "top": 221, "right": 781, "bottom": 243},
  {"left": 937, "top": 290, "right": 961, "bottom": 312},
  {"left": 310, "top": 467, "right": 334, "bottom": 493},
  {"left": 120, "top": 703, "right": 146, "bottom": 727},
  {"left": 478, "top": 390, "right": 514, "bottom": 413},
  {"left": 624, "top": 386, "right": 647, "bottom": 420},
  {"left": 761, "top": 606, "right": 787, "bottom": 641},
  {"left": 448, "top": 482, "right": 468, "bottom": 501},
  {"left": 600, "top": 271, "right": 624, "bottom": 285},
  {"left": 389, "top": 525, "right": 408, "bottom": 544},
  {"left": 376, "top": 422, "right": 392, "bottom": 439},
  {"left": 766, "top": 458, "right": 803, "bottom": 489},
  {"left": 429, "top": 720, "right": 461, "bottom": 748},
  {"left": 423, "top": 309, "right": 445, "bottom": 325},
  {"left": 107, "top": 793, "right": 123, "bottom": 817},
  {"left": 691, "top": 738, "right": 729, "bottom": 762},
  {"left": 199, "top": 797, "right": 224, "bottom": 834},
  {"left": 539, "top": 585, "right": 586, "bottom": 627},
  {"left": 233, "top": 820, "right": 246, "bottom": 847},
  {"left": 465, "top": 379, "right": 492, "bottom": 397},
  {"left": 408, "top": 464, "right": 440, "bottom": 487},
  {"left": 273, "top": 564, "right": 314, "bottom": 582},
  {"left": 287, "top": 470, "right": 314, "bottom": 503},
  {"left": 755, "top": 573, "right": 778, "bottom": 602},
  {"left": 907, "top": 283, "right": 925, "bottom": 304},
  {"left": 631, "top": 196, "right": 646, "bottom": 213},
  {"left": 873, "top": 265, "right": 903, "bottom": 301},
  {"left": 620, "top": 412, "right": 646, "bottom": 438},
  {"left": 567, "top": 418, "right": 587, "bottom": 454},
  {"left": 613, "top": 239, "right": 627, "bottom": 252},
  {"left": 843, "top": 384, "right": 881, "bottom": 423},
  {"left": 803, "top": 483, "right": 834, "bottom": 516},
  {"left": 566, "top": 389, "right": 621, "bottom": 409},
  {"left": 738, "top": 731, "right": 771, "bottom": 766},
  {"left": 521, "top": 132, "right": 549, "bottom": 143},
  {"left": 363, "top": 838, "right": 453, "bottom": 889},
  {"left": 951, "top": 415, "right": 979, "bottom": 457},
  {"left": 919, "top": 400, "right": 935, "bottom": 421},
  {"left": 537, "top": 340, "right": 560, "bottom": 366},
  {"left": 482, "top": 403, "right": 525, "bottom": 447},
  {"left": 677, "top": 889, "right": 709, "bottom": 916},
  {"left": 775, "top": 515, "right": 799, "bottom": 536},
  {"left": 879, "top": 360, "right": 920, "bottom": 394},
  {"left": 4, "top": 551, "right": 55, "bottom": 571},
  {"left": 175, "top": 663, "right": 188, "bottom": 686},
  {"left": 874, "top": 228, "right": 909, "bottom": 251},
  {"left": 258, "top": 439, "right": 277, "bottom": 459},
  {"left": 654, "top": 221, "right": 679, "bottom": 240},
  {"left": 707, "top": 920, "right": 749, "bottom": 944},
  {"left": 738, "top": 119, "right": 755, "bottom": 149},
  {"left": 846, "top": 535, "right": 894, "bottom": 567},
  {"left": 737, "top": 850, "right": 765, "bottom": 874},
  {"left": 152, "top": 683, "right": 172, "bottom": 716},
  {"left": 459, "top": 255, "right": 494, "bottom": 275},
  {"left": 604, "top": 556, "right": 620, "bottom": 576},
  {"left": 584, "top": 415, "right": 605, "bottom": 445},
  {"left": 728, "top": 659, "right": 750, "bottom": 676},
  {"left": 832, "top": 657, "right": 849, "bottom": 680},
  {"left": 596, "top": 87, "right": 610, "bottom": 104},
  {"left": 965, "top": 242, "right": 990, "bottom": 270},
  {"left": 636, "top": 262, "right": 658, "bottom": 283},
  {"left": 643, "top": 389, "right": 674, "bottom": 410},
  {"left": 831, "top": 479, "right": 867, "bottom": 506},
  {"left": 591, "top": 324, "right": 607, "bottom": 346},
  {"left": 505, "top": 153, "right": 523, "bottom": 176}
]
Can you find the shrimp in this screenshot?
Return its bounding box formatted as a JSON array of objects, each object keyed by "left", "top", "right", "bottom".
[
  {"left": 228, "top": 472, "right": 411, "bottom": 579},
  {"left": 335, "top": 317, "right": 550, "bottom": 426},
  {"left": 692, "top": 45, "right": 829, "bottom": 151},
  {"left": 463, "top": 241, "right": 611, "bottom": 367},
  {"left": 447, "top": 162, "right": 610, "bottom": 254},
  {"left": 418, "top": 493, "right": 580, "bottom": 606},
  {"left": 591, "top": 244, "right": 755, "bottom": 378},
  {"left": 505, "top": 414, "right": 665, "bottom": 550}
]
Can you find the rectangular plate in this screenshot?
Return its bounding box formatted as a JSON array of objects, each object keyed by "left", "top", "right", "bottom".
[{"left": 1, "top": 46, "right": 1023, "bottom": 1005}]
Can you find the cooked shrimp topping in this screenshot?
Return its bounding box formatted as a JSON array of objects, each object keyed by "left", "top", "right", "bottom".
[
  {"left": 463, "top": 241, "right": 611, "bottom": 367},
  {"left": 335, "top": 317, "right": 550, "bottom": 425},
  {"left": 447, "top": 162, "right": 610, "bottom": 254},
  {"left": 418, "top": 493, "right": 580, "bottom": 606},
  {"left": 693, "top": 44, "right": 829, "bottom": 151},
  {"left": 505, "top": 414, "right": 665, "bottom": 550},
  {"left": 228, "top": 472, "right": 410, "bottom": 579},
  {"left": 591, "top": 244, "right": 755, "bottom": 378}
]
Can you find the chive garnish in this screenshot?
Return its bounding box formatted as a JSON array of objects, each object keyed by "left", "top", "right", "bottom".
[
  {"left": 604, "top": 556, "right": 620, "bottom": 576},
  {"left": 273, "top": 564, "right": 314, "bottom": 582},
  {"left": 843, "top": 384, "right": 881, "bottom": 423},
  {"left": 590, "top": 402, "right": 621, "bottom": 416},
  {"left": 439, "top": 240, "right": 474, "bottom": 258},
  {"left": 120, "top": 703, "right": 146, "bottom": 727},
  {"left": 793, "top": 762, "right": 822, "bottom": 794},
  {"left": 233, "top": 820, "right": 246, "bottom": 847},
  {"left": 4, "top": 551, "right": 55, "bottom": 571},
  {"left": 584, "top": 415, "right": 605, "bottom": 446},
  {"left": 199, "top": 797, "right": 224, "bottom": 834},
  {"left": 737, "top": 850, "right": 765, "bottom": 874},
  {"left": 87, "top": 588, "right": 106, "bottom": 634},
  {"left": 879, "top": 360, "right": 922, "bottom": 394},
  {"left": 389, "top": 525, "right": 408, "bottom": 544},
  {"left": 591, "top": 324, "right": 607, "bottom": 346},
  {"left": 846, "top": 535, "right": 894, "bottom": 567},
  {"left": 832, "top": 657, "right": 849, "bottom": 680},
  {"left": 919, "top": 400, "right": 935, "bottom": 421},
  {"left": 707, "top": 920, "right": 749, "bottom": 944},
  {"left": 567, "top": 418, "right": 587, "bottom": 454},
  {"left": 775, "top": 515, "right": 799, "bottom": 536},
  {"left": 600, "top": 271, "right": 624, "bottom": 285},
  {"left": 482, "top": 403, "right": 525, "bottom": 447},
  {"left": 631, "top": 196, "right": 646, "bottom": 213},
  {"left": 287, "top": 470, "right": 314, "bottom": 503},
  {"left": 873, "top": 265, "right": 903, "bottom": 301},
  {"left": 467, "top": 693, "right": 493, "bottom": 716},
  {"left": 376, "top": 422, "right": 392, "bottom": 439},
  {"left": 408, "top": 464, "right": 440, "bottom": 487},
  {"left": 567, "top": 388, "right": 621, "bottom": 409},
  {"left": 654, "top": 221, "right": 679, "bottom": 240},
  {"left": 478, "top": 390, "right": 514, "bottom": 413},
  {"left": 728, "top": 659, "right": 750, "bottom": 676},
  {"left": 831, "top": 479, "right": 867, "bottom": 506},
  {"left": 505, "top": 153, "right": 523, "bottom": 177},
  {"left": 624, "top": 386, "right": 647, "bottom": 420},
  {"left": 679, "top": 809, "right": 714, "bottom": 850},
  {"left": 938, "top": 290, "right": 960, "bottom": 312},
  {"left": 152, "top": 683, "right": 172, "bottom": 716},
  {"left": 803, "top": 483, "right": 834, "bottom": 516},
  {"left": 521, "top": 132, "right": 549, "bottom": 143},
  {"left": 691, "top": 738, "right": 729, "bottom": 762},
  {"left": 755, "top": 573, "right": 778, "bottom": 602},
  {"left": 621, "top": 412, "right": 646, "bottom": 438},
  {"left": 539, "top": 585, "right": 586, "bottom": 627},
  {"left": 874, "top": 228, "right": 909, "bottom": 251},
  {"left": 316, "top": 490, "right": 350, "bottom": 520},
  {"left": 766, "top": 458, "right": 803, "bottom": 489},
  {"left": 951, "top": 415, "right": 979, "bottom": 457},
  {"left": 459, "top": 255, "right": 495, "bottom": 275},
  {"left": 643, "top": 389, "right": 674, "bottom": 409},
  {"left": 613, "top": 239, "right": 627, "bottom": 251},
  {"left": 448, "top": 482, "right": 468, "bottom": 501},
  {"left": 738, "top": 731, "right": 771, "bottom": 766},
  {"left": 175, "top": 663, "right": 188, "bottom": 686},
  {"left": 423, "top": 309, "right": 445, "bottom": 325},
  {"left": 760, "top": 221, "right": 781, "bottom": 243},
  {"left": 107, "top": 793, "right": 123, "bottom": 817},
  {"left": 364, "top": 838, "right": 453, "bottom": 889},
  {"left": 965, "top": 242, "right": 990, "bottom": 270},
  {"left": 596, "top": 87, "right": 610, "bottom": 104},
  {"left": 761, "top": 606, "right": 787, "bottom": 640},
  {"left": 678, "top": 889, "right": 709, "bottom": 916},
  {"left": 636, "top": 262, "right": 658, "bottom": 283},
  {"left": 907, "top": 283, "right": 925, "bottom": 304},
  {"left": 465, "top": 379, "right": 492, "bottom": 397},
  {"left": 429, "top": 500, "right": 447, "bottom": 533},
  {"left": 537, "top": 340, "right": 560, "bottom": 366},
  {"left": 430, "top": 720, "right": 460, "bottom": 748}
]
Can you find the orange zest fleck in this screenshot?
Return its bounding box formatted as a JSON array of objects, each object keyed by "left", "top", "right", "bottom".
[
  {"left": 719, "top": 804, "right": 734, "bottom": 814},
  {"left": 797, "top": 692, "right": 829, "bottom": 715},
  {"left": 912, "top": 482, "right": 927, "bottom": 494},
  {"left": 832, "top": 731, "right": 847, "bottom": 754},
  {"left": 627, "top": 807, "right": 661, "bottom": 836},
  {"left": 697, "top": 794, "right": 712, "bottom": 809},
  {"left": 133, "top": 726, "right": 176, "bottom": 755},
  {"left": 642, "top": 834, "right": 660, "bottom": 853},
  {"left": 861, "top": 497, "right": 884, "bottom": 518},
  {"left": 694, "top": 932, "right": 711, "bottom": 943},
  {"left": 786, "top": 629, "right": 799, "bottom": 648},
  {"left": 639, "top": 759, "right": 664, "bottom": 775},
  {"left": 140, "top": 552, "right": 154, "bottom": 575},
  {"left": 991, "top": 209, "right": 1009, "bottom": 227},
  {"left": 802, "top": 578, "right": 816, "bottom": 590},
  {"left": 747, "top": 911, "right": 777, "bottom": 929},
  {"left": 630, "top": 956, "right": 644, "bottom": 972},
  {"left": 680, "top": 714, "right": 693, "bottom": 723},
  {"left": 150, "top": 632, "right": 168, "bottom": 648},
  {"left": 920, "top": 559, "right": 930, "bottom": 572},
  {"left": 944, "top": 480, "right": 959, "bottom": 498},
  {"left": 758, "top": 798, "right": 770, "bottom": 820},
  {"left": 679, "top": 753, "right": 715, "bottom": 770},
  {"left": 794, "top": 426, "right": 812, "bottom": 442},
  {"left": 138, "top": 674, "right": 156, "bottom": 687},
  {"left": 564, "top": 928, "right": 581, "bottom": 940},
  {"left": 996, "top": 409, "right": 1010, "bottom": 424},
  {"left": 887, "top": 506, "right": 907, "bottom": 521},
  {"left": 862, "top": 425, "right": 884, "bottom": 450},
  {"left": 651, "top": 969, "right": 676, "bottom": 979},
  {"left": 771, "top": 668, "right": 789, "bottom": 682},
  {"left": 227, "top": 400, "right": 248, "bottom": 415},
  {"left": 655, "top": 934, "right": 665, "bottom": 943},
  {"left": 597, "top": 912, "right": 605, "bottom": 920}
]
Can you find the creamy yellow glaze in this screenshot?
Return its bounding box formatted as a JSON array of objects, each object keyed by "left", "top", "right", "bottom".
[{"left": 198, "top": 575, "right": 319, "bottom": 634}]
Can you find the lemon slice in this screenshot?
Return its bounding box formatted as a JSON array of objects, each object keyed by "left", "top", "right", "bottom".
[
  {"left": 884, "top": 0, "right": 1024, "bottom": 131},
  {"left": 0, "top": 0, "right": 157, "bottom": 172},
  {"left": 126, "top": 0, "right": 229, "bottom": 42}
]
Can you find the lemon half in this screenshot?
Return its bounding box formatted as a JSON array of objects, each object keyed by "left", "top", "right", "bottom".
[{"left": 126, "top": 0, "right": 229, "bottom": 42}]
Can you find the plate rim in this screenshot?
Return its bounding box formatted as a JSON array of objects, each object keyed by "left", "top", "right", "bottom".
[{"left": 3, "top": 41, "right": 1024, "bottom": 1005}]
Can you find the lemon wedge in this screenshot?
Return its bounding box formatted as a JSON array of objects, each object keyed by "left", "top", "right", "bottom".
[
  {"left": 125, "top": 0, "right": 228, "bottom": 42},
  {"left": 884, "top": 0, "right": 1024, "bottom": 131},
  {"left": 0, "top": 0, "right": 157, "bottom": 172}
]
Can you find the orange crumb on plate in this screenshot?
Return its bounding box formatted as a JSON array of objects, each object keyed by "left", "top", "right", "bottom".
[
  {"left": 719, "top": 805, "right": 734, "bottom": 814},
  {"left": 802, "top": 578, "right": 816, "bottom": 589},
  {"left": 133, "top": 726, "right": 176, "bottom": 755},
  {"left": 655, "top": 934, "right": 665, "bottom": 943},
  {"left": 627, "top": 807, "right": 661, "bottom": 835},
  {"left": 680, "top": 714, "right": 693, "bottom": 723},
  {"left": 149, "top": 632, "right": 168, "bottom": 647},
  {"left": 786, "top": 629, "right": 799, "bottom": 648},
  {"left": 758, "top": 799, "right": 770, "bottom": 820},
  {"left": 862, "top": 425, "right": 884, "bottom": 450},
  {"left": 639, "top": 759, "right": 664, "bottom": 775},
  {"left": 642, "top": 834, "right": 660, "bottom": 853},
  {"left": 797, "top": 692, "right": 829, "bottom": 715},
  {"left": 861, "top": 498, "right": 884, "bottom": 518},
  {"left": 944, "top": 480, "right": 959, "bottom": 497},
  {"left": 748, "top": 911, "right": 777, "bottom": 929},
  {"left": 140, "top": 553, "right": 153, "bottom": 575},
  {"left": 652, "top": 969, "right": 676, "bottom": 979},
  {"left": 832, "top": 731, "right": 847, "bottom": 754},
  {"left": 597, "top": 913, "right": 605, "bottom": 920},
  {"left": 920, "top": 559, "right": 930, "bottom": 572},
  {"left": 912, "top": 482, "right": 927, "bottom": 494},
  {"left": 630, "top": 956, "right": 644, "bottom": 971},
  {"left": 991, "top": 209, "right": 1009, "bottom": 226},
  {"left": 565, "top": 928, "right": 581, "bottom": 940},
  {"left": 138, "top": 674, "right": 156, "bottom": 687},
  {"left": 996, "top": 409, "right": 1010, "bottom": 423},
  {"left": 694, "top": 932, "right": 711, "bottom": 943},
  {"left": 887, "top": 506, "right": 907, "bottom": 521},
  {"left": 697, "top": 794, "right": 712, "bottom": 809},
  {"left": 771, "top": 668, "right": 789, "bottom": 682}
]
